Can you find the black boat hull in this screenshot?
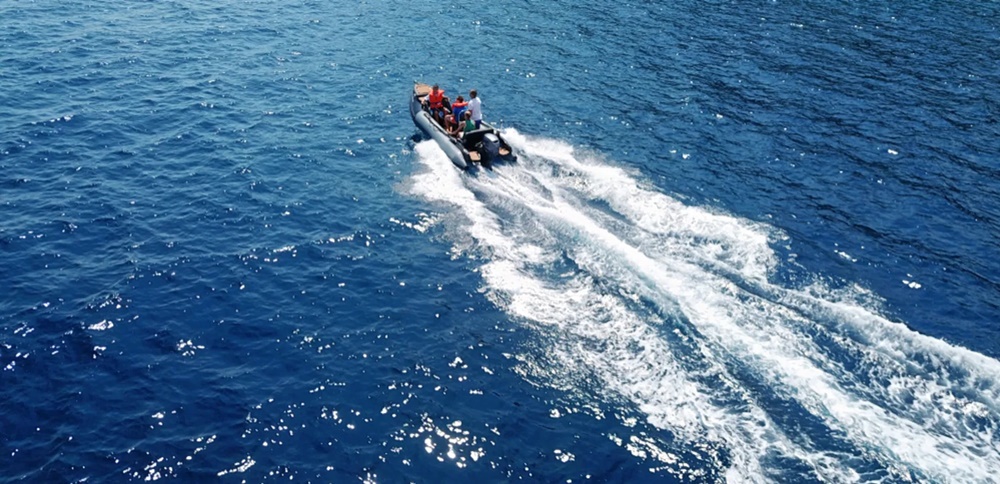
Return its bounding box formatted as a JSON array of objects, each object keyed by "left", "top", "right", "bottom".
[{"left": 409, "top": 84, "right": 516, "bottom": 170}]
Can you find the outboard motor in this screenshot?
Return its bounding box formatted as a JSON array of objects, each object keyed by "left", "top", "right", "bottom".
[{"left": 482, "top": 133, "right": 501, "bottom": 161}]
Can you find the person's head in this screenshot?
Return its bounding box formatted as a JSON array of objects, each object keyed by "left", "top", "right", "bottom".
[
  {"left": 464, "top": 111, "right": 472, "bottom": 120},
  {"left": 456, "top": 95, "right": 464, "bottom": 102},
  {"left": 470, "top": 89, "right": 477, "bottom": 98},
  {"left": 445, "top": 114, "right": 454, "bottom": 124},
  {"left": 432, "top": 84, "right": 439, "bottom": 91}
]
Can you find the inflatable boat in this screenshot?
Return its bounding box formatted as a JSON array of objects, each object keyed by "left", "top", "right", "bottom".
[{"left": 409, "top": 83, "right": 516, "bottom": 170}]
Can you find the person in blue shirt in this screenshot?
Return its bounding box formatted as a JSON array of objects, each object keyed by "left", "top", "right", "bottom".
[{"left": 451, "top": 95, "right": 468, "bottom": 127}]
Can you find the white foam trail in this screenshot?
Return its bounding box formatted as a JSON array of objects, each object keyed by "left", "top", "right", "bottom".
[
  {"left": 404, "top": 132, "right": 1000, "bottom": 483},
  {"left": 406, "top": 141, "right": 782, "bottom": 482}
]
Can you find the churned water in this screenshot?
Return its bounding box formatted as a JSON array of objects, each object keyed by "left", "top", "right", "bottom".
[{"left": 2, "top": 0, "right": 999, "bottom": 482}]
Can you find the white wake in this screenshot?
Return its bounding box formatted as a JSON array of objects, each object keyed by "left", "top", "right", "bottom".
[{"left": 403, "top": 131, "right": 1000, "bottom": 483}]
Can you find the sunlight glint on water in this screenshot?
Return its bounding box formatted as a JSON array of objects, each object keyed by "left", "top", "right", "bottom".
[{"left": 407, "top": 132, "right": 1000, "bottom": 482}]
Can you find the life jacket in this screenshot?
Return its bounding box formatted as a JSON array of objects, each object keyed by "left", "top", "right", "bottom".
[{"left": 428, "top": 90, "right": 445, "bottom": 109}]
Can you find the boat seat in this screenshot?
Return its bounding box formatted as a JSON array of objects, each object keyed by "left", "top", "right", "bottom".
[
  {"left": 462, "top": 128, "right": 494, "bottom": 147},
  {"left": 468, "top": 151, "right": 481, "bottom": 162},
  {"left": 414, "top": 83, "right": 432, "bottom": 96}
]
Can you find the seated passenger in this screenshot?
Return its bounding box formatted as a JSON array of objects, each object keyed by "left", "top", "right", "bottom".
[
  {"left": 425, "top": 84, "right": 447, "bottom": 124},
  {"left": 461, "top": 111, "right": 476, "bottom": 136},
  {"left": 451, "top": 95, "right": 468, "bottom": 126},
  {"left": 444, "top": 114, "right": 460, "bottom": 136}
]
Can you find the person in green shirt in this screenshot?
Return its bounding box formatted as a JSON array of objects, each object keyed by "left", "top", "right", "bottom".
[{"left": 462, "top": 111, "right": 476, "bottom": 136}]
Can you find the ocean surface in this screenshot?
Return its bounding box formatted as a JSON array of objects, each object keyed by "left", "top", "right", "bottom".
[{"left": 2, "top": 0, "right": 999, "bottom": 482}]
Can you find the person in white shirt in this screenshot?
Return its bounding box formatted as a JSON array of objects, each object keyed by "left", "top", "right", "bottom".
[{"left": 467, "top": 89, "right": 483, "bottom": 129}]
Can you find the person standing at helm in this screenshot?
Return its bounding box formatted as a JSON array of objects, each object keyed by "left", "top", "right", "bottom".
[
  {"left": 467, "top": 89, "right": 483, "bottom": 129},
  {"left": 426, "top": 84, "right": 447, "bottom": 125}
]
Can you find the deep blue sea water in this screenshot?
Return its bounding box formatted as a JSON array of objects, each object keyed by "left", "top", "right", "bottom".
[{"left": 3, "top": 0, "right": 1000, "bottom": 482}]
